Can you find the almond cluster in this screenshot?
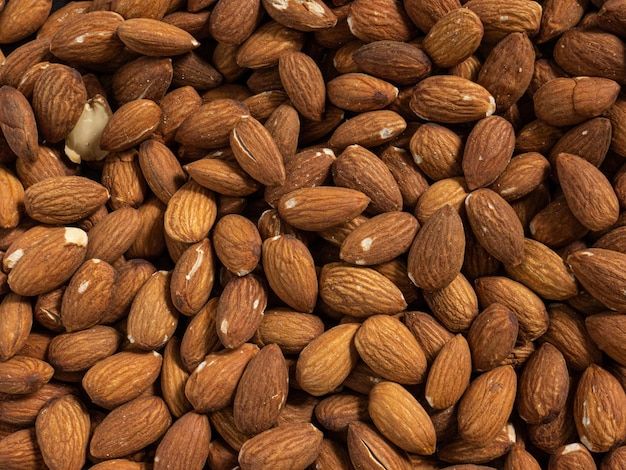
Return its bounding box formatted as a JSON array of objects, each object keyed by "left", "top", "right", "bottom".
[{"left": 2, "top": 0, "right": 626, "bottom": 469}]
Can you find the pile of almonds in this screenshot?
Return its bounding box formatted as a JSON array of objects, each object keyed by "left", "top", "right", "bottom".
[{"left": 3, "top": 0, "right": 626, "bottom": 468}]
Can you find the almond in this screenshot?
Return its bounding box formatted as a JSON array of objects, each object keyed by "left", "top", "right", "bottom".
[
  {"left": 116, "top": 18, "right": 200, "bottom": 56},
  {"left": 209, "top": 0, "right": 262, "bottom": 45},
  {"left": 153, "top": 412, "right": 211, "bottom": 470},
  {"left": 574, "top": 364, "right": 626, "bottom": 453},
  {"left": 262, "top": 0, "right": 336, "bottom": 32},
  {"left": 407, "top": 204, "right": 464, "bottom": 291},
  {"left": 295, "top": 323, "right": 360, "bottom": 396},
  {"left": 517, "top": 343, "right": 569, "bottom": 425},
  {"left": 467, "top": 303, "right": 519, "bottom": 372},
  {"left": 278, "top": 50, "right": 325, "bottom": 121},
  {"left": 0, "top": 355, "right": 54, "bottom": 394},
  {"left": 410, "top": 75, "right": 496, "bottom": 124},
  {"left": 457, "top": 365, "right": 517, "bottom": 445},
  {"left": 35, "top": 394, "right": 90, "bottom": 470},
  {"left": 82, "top": 350, "right": 162, "bottom": 410},
  {"left": 47, "top": 326, "right": 121, "bottom": 373},
  {"left": 238, "top": 423, "right": 323, "bottom": 470},
  {"left": 465, "top": 0, "right": 542, "bottom": 44},
  {"left": 0, "top": 86, "right": 38, "bottom": 161},
  {"left": 170, "top": 238, "right": 215, "bottom": 316},
  {"left": 556, "top": 152, "right": 619, "bottom": 232},
  {"left": 462, "top": 116, "right": 516, "bottom": 190},
  {"left": 90, "top": 396, "right": 172, "bottom": 460},
  {"left": 347, "top": 421, "right": 412, "bottom": 470},
  {"left": 354, "top": 314, "right": 427, "bottom": 384},
  {"left": 369, "top": 380, "right": 436, "bottom": 455},
  {"left": 233, "top": 343, "right": 289, "bottom": 434},
  {"left": 100, "top": 99, "right": 162, "bottom": 152},
  {"left": 0, "top": 292, "right": 32, "bottom": 361},
  {"left": 465, "top": 188, "right": 525, "bottom": 266}
]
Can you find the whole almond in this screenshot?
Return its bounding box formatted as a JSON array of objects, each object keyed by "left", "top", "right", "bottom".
[
  {"left": 457, "top": 365, "right": 517, "bottom": 445},
  {"left": 327, "top": 73, "right": 398, "bottom": 112},
  {"left": 347, "top": 421, "right": 412, "bottom": 470},
  {"left": 463, "top": 116, "right": 516, "bottom": 190},
  {"left": 82, "top": 350, "right": 162, "bottom": 409},
  {"left": 410, "top": 123, "right": 463, "bottom": 181},
  {"left": 116, "top": 18, "right": 200, "bottom": 56},
  {"left": 425, "top": 334, "right": 472, "bottom": 410},
  {"left": 35, "top": 394, "right": 90, "bottom": 470},
  {"left": 262, "top": 235, "right": 318, "bottom": 313},
  {"left": 153, "top": 412, "right": 211, "bottom": 470},
  {"left": 90, "top": 396, "right": 172, "bottom": 460},
  {"left": 340, "top": 211, "right": 419, "bottom": 266},
  {"left": 465, "top": 0, "right": 542, "bottom": 44},
  {"left": 347, "top": 0, "right": 417, "bottom": 42},
  {"left": 60, "top": 258, "right": 116, "bottom": 332},
  {"left": 216, "top": 273, "right": 267, "bottom": 349},
  {"left": 126, "top": 270, "right": 179, "bottom": 350},
  {"left": 410, "top": 75, "right": 496, "bottom": 124},
  {"left": 476, "top": 32, "right": 536, "bottom": 112},
  {"left": 262, "top": 0, "right": 336, "bottom": 32},
  {"left": 556, "top": 152, "right": 619, "bottom": 232},
  {"left": 408, "top": 204, "right": 464, "bottom": 291},
  {"left": 369, "top": 380, "right": 436, "bottom": 455},
  {"left": 31, "top": 63, "right": 86, "bottom": 143},
  {"left": 47, "top": 326, "right": 120, "bottom": 373},
  {"left": 49, "top": 11, "right": 126, "bottom": 65},
  {"left": 465, "top": 188, "right": 525, "bottom": 266},
  {"left": 209, "top": 0, "right": 262, "bottom": 45},
  {"left": 333, "top": 144, "right": 403, "bottom": 213},
  {"left": 423, "top": 8, "right": 484, "bottom": 68},
  {"left": 278, "top": 51, "right": 325, "bottom": 121},
  {"left": 233, "top": 343, "right": 289, "bottom": 434},
  {"left": 574, "top": 364, "right": 626, "bottom": 453},
  {"left": 0, "top": 292, "right": 33, "bottom": 361},
  {"left": 238, "top": 423, "right": 323, "bottom": 470},
  {"left": 295, "top": 323, "right": 360, "bottom": 396},
  {"left": 6, "top": 226, "right": 88, "bottom": 297},
  {"left": 328, "top": 110, "right": 407, "bottom": 149},
  {"left": 355, "top": 314, "right": 427, "bottom": 384},
  {"left": 467, "top": 303, "right": 519, "bottom": 372},
  {"left": 0, "top": 86, "right": 38, "bottom": 161},
  {"left": 100, "top": 99, "right": 162, "bottom": 152},
  {"left": 0, "top": 355, "right": 54, "bottom": 394},
  {"left": 423, "top": 272, "right": 479, "bottom": 332}
]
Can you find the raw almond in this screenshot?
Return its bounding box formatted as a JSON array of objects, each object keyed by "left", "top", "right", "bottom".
[{"left": 116, "top": 18, "right": 200, "bottom": 56}]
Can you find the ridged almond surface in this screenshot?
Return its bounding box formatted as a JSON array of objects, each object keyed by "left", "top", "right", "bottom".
[
  {"left": 277, "top": 186, "right": 370, "bottom": 231},
  {"left": 341, "top": 211, "right": 419, "bottom": 266},
  {"left": 82, "top": 350, "right": 163, "bottom": 410},
  {"left": 408, "top": 204, "right": 465, "bottom": 291},
  {"left": 467, "top": 303, "right": 518, "bottom": 372},
  {"left": 185, "top": 343, "right": 259, "bottom": 413},
  {"left": 0, "top": 292, "right": 32, "bottom": 361},
  {"left": 164, "top": 180, "right": 217, "bottom": 243},
  {"left": 126, "top": 270, "right": 179, "bottom": 350},
  {"left": 262, "top": 235, "right": 318, "bottom": 313},
  {"left": 233, "top": 343, "right": 289, "bottom": 434},
  {"left": 170, "top": 239, "right": 215, "bottom": 316},
  {"left": 100, "top": 99, "right": 162, "bottom": 152},
  {"left": 457, "top": 365, "right": 517, "bottom": 445},
  {"left": 423, "top": 8, "right": 483, "bottom": 68},
  {"left": 278, "top": 50, "right": 325, "bottom": 121},
  {"left": 90, "top": 396, "right": 172, "bottom": 459},
  {"left": 35, "top": 394, "right": 90, "bottom": 470},
  {"left": 238, "top": 423, "right": 323, "bottom": 470},
  {"left": 425, "top": 334, "right": 472, "bottom": 410},
  {"left": 556, "top": 152, "right": 619, "bottom": 232},
  {"left": 465, "top": 188, "right": 525, "bottom": 266},
  {"left": 319, "top": 263, "right": 407, "bottom": 317},
  {"left": 568, "top": 248, "right": 626, "bottom": 313},
  {"left": 24, "top": 175, "right": 109, "bottom": 224},
  {"left": 295, "top": 323, "right": 360, "bottom": 396},
  {"left": 369, "top": 380, "right": 436, "bottom": 455},
  {"left": 153, "top": 412, "right": 211, "bottom": 470},
  {"left": 116, "top": 18, "right": 200, "bottom": 56},
  {"left": 0, "top": 86, "right": 38, "bottom": 160},
  {"left": 47, "top": 326, "right": 120, "bottom": 373},
  {"left": 354, "top": 314, "right": 427, "bottom": 384},
  {"left": 184, "top": 158, "right": 261, "bottom": 197},
  {"left": 216, "top": 274, "right": 267, "bottom": 349},
  {"left": 0, "top": 355, "right": 54, "bottom": 394}
]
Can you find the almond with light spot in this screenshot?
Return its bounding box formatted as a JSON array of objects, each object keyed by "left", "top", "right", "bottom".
[
  {"left": 457, "top": 365, "right": 517, "bottom": 445},
  {"left": 425, "top": 334, "right": 472, "bottom": 410},
  {"left": 6, "top": 226, "right": 88, "bottom": 297},
  {"left": 574, "top": 364, "right": 626, "bottom": 453},
  {"left": 82, "top": 350, "right": 163, "bottom": 410},
  {"left": 185, "top": 343, "right": 259, "bottom": 413},
  {"left": 116, "top": 18, "right": 199, "bottom": 56},
  {"left": 170, "top": 238, "right": 215, "bottom": 316},
  {"left": 340, "top": 211, "right": 419, "bottom": 266},
  {"left": 60, "top": 258, "right": 116, "bottom": 332},
  {"left": 410, "top": 75, "right": 496, "bottom": 124},
  {"left": 328, "top": 110, "right": 407, "bottom": 149},
  {"left": 347, "top": 421, "right": 412, "bottom": 470},
  {"left": 408, "top": 204, "right": 465, "bottom": 291},
  {"left": 126, "top": 270, "right": 179, "bottom": 350},
  {"left": 216, "top": 273, "right": 267, "bottom": 349}
]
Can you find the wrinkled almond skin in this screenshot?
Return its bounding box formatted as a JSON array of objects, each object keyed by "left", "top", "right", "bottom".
[{"left": 90, "top": 396, "right": 172, "bottom": 460}]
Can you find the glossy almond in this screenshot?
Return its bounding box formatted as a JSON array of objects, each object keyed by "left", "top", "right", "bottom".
[{"left": 116, "top": 18, "right": 200, "bottom": 56}]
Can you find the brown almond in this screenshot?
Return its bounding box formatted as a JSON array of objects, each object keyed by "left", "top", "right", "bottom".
[
  {"left": 100, "top": 99, "right": 162, "bottom": 152},
  {"left": 425, "top": 334, "right": 472, "bottom": 410},
  {"left": 116, "top": 18, "right": 200, "bottom": 56}
]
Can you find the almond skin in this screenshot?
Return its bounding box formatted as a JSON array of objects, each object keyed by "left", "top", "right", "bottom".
[
  {"left": 369, "top": 380, "right": 437, "bottom": 455},
  {"left": 90, "top": 396, "right": 172, "bottom": 460}
]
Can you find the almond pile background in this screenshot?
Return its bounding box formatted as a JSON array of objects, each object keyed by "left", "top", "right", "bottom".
[{"left": 2, "top": 0, "right": 626, "bottom": 469}]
